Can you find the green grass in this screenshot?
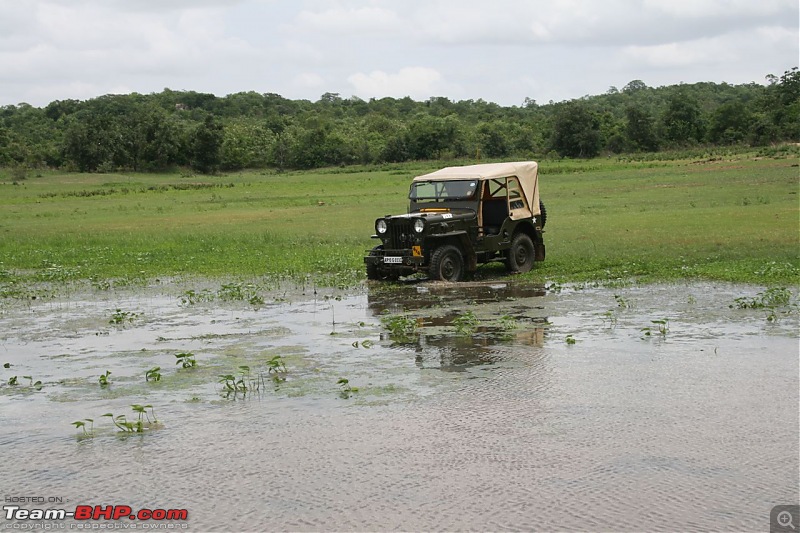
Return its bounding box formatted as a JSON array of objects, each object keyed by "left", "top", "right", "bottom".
[{"left": 0, "top": 148, "right": 798, "bottom": 289}]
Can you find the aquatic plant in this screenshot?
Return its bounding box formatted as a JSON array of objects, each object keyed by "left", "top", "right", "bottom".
[
  {"left": 179, "top": 289, "right": 214, "bottom": 306},
  {"left": 600, "top": 310, "right": 618, "bottom": 329},
  {"left": 351, "top": 339, "right": 374, "bottom": 348},
  {"left": 98, "top": 370, "right": 111, "bottom": 387},
  {"left": 131, "top": 404, "right": 157, "bottom": 425},
  {"left": 175, "top": 352, "right": 197, "bottom": 369},
  {"left": 498, "top": 315, "right": 518, "bottom": 331},
  {"left": 565, "top": 334, "right": 577, "bottom": 345},
  {"left": 219, "top": 366, "right": 256, "bottom": 394},
  {"left": 381, "top": 313, "right": 417, "bottom": 338},
  {"left": 72, "top": 418, "right": 94, "bottom": 437},
  {"left": 641, "top": 319, "right": 669, "bottom": 338},
  {"left": 337, "top": 377, "right": 359, "bottom": 398},
  {"left": 217, "top": 282, "right": 263, "bottom": 305},
  {"left": 109, "top": 308, "right": 139, "bottom": 325},
  {"left": 731, "top": 287, "right": 792, "bottom": 309},
  {"left": 102, "top": 412, "right": 134, "bottom": 433},
  {"left": 7, "top": 376, "right": 18, "bottom": 386},
  {"left": 267, "top": 356, "right": 287, "bottom": 383},
  {"left": 145, "top": 366, "right": 162, "bottom": 382},
  {"left": 453, "top": 311, "right": 479, "bottom": 335},
  {"left": 101, "top": 405, "right": 158, "bottom": 434}
]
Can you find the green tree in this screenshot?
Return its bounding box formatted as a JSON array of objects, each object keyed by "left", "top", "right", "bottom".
[
  {"left": 190, "top": 115, "right": 223, "bottom": 174},
  {"left": 625, "top": 106, "right": 659, "bottom": 152},
  {"left": 707, "top": 101, "right": 753, "bottom": 144},
  {"left": 661, "top": 94, "right": 705, "bottom": 145},
  {"left": 476, "top": 121, "right": 510, "bottom": 158},
  {"left": 550, "top": 101, "right": 601, "bottom": 158}
]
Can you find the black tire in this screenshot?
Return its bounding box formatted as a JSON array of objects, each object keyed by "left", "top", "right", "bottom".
[
  {"left": 366, "top": 246, "right": 399, "bottom": 281},
  {"left": 429, "top": 245, "right": 465, "bottom": 282},
  {"left": 506, "top": 233, "right": 535, "bottom": 273},
  {"left": 366, "top": 262, "right": 381, "bottom": 280},
  {"left": 539, "top": 200, "right": 547, "bottom": 229}
]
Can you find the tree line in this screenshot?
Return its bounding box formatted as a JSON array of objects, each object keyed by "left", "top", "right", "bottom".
[{"left": 0, "top": 67, "right": 797, "bottom": 174}]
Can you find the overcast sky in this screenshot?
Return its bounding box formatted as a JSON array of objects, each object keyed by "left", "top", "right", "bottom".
[{"left": 1, "top": 0, "right": 797, "bottom": 108}]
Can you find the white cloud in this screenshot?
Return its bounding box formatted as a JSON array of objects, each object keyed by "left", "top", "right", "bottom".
[
  {"left": 348, "top": 67, "right": 445, "bottom": 99},
  {"left": 0, "top": 0, "right": 796, "bottom": 107},
  {"left": 643, "top": 0, "right": 794, "bottom": 18},
  {"left": 294, "top": 5, "right": 402, "bottom": 34},
  {"left": 293, "top": 72, "right": 325, "bottom": 89},
  {"left": 620, "top": 26, "right": 797, "bottom": 71}
]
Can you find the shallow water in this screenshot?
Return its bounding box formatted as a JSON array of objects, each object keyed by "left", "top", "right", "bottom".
[{"left": 0, "top": 280, "right": 797, "bottom": 531}]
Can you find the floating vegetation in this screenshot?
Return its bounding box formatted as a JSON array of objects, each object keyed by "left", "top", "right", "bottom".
[
  {"left": 641, "top": 319, "right": 669, "bottom": 338},
  {"left": 497, "top": 315, "right": 518, "bottom": 331},
  {"left": 380, "top": 312, "right": 418, "bottom": 339},
  {"left": 175, "top": 352, "right": 197, "bottom": 369},
  {"left": 218, "top": 366, "right": 267, "bottom": 398},
  {"left": 337, "top": 377, "right": 358, "bottom": 399},
  {"left": 731, "top": 287, "right": 792, "bottom": 309},
  {"left": 267, "top": 356, "right": 287, "bottom": 383},
  {"left": 453, "top": 311, "right": 479, "bottom": 335},
  {"left": 74, "top": 405, "right": 160, "bottom": 439},
  {"left": 98, "top": 370, "right": 112, "bottom": 387},
  {"left": 109, "top": 309, "right": 139, "bottom": 325},
  {"left": 731, "top": 288, "right": 796, "bottom": 324},
  {"left": 145, "top": 367, "right": 162, "bottom": 382}
]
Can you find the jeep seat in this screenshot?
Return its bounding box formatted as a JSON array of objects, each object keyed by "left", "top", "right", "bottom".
[{"left": 482, "top": 200, "right": 508, "bottom": 235}]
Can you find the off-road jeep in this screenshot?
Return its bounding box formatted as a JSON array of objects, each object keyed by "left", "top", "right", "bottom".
[{"left": 364, "top": 161, "right": 546, "bottom": 281}]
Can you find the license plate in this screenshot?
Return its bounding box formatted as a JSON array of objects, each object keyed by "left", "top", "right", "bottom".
[{"left": 383, "top": 256, "right": 402, "bottom": 264}]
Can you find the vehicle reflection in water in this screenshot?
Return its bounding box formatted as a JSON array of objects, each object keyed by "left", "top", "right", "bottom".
[
  {"left": 367, "top": 278, "right": 547, "bottom": 313},
  {"left": 411, "top": 326, "right": 547, "bottom": 371},
  {"left": 368, "top": 279, "right": 549, "bottom": 371}
]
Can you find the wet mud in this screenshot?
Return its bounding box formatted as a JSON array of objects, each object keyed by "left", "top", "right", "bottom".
[{"left": 0, "top": 279, "right": 797, "bottom": 531}]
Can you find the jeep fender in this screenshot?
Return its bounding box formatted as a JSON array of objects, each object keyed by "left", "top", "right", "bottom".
[{"left": 426, "top": 231, "right": 477, "bottom": 272}]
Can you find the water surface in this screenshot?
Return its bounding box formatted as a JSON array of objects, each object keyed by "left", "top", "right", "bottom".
[{"left": 1, "top": 280, "right": 797, "bottom": 531}]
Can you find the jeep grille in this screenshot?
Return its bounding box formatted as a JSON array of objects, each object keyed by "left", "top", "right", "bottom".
[{"left": 386, "top": 219, "right": 413, "bottom": 248}]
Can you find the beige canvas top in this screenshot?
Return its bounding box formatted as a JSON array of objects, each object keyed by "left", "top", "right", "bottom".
[{"left": 412, "top": 161, "right": 540, "bottom": 217}]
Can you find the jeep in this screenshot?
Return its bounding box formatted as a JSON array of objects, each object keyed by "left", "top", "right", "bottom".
[{"left": 364, "top": 161, "right": 546, "bottom": 281}]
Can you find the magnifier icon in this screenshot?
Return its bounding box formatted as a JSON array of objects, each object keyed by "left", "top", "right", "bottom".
[{"left": 778, "top": 510, "right": 796, "bottom": 530}]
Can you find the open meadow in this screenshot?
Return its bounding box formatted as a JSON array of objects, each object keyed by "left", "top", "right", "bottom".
[{"left": 0, "top": 147, "right": 798, "bottom": 292}]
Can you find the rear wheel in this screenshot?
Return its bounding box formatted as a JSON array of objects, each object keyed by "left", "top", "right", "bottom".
[
  {"left": 506, "top": 233, "right": 535, "bottom": 273},
  {"left": 539, "top": 200, "right": 547, "bottom": 228},
  {"left": 429, "top": 245, "right": 465, "bottom": 282}
]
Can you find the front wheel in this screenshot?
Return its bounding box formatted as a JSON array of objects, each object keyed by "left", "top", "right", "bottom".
[
  {"left": 366, "top": 246, "right": 399, "bottom": 281},
  {"left": 506, "top": 233, "right": 535, "bottom": 273},
  {"left": 429, "top": 245, "right": 465, "bottom": 282}
]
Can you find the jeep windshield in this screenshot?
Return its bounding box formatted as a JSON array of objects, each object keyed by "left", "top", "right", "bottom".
[{"left": 409, "top": 180, "right": 478, "bottom": 201}]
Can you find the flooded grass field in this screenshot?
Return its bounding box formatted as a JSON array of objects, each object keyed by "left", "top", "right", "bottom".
[{"left": 1, "top": 279, "right": 798, "bottom": 531}]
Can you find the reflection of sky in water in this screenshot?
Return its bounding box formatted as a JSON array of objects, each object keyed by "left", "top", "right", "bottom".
[{"left": 0, "top": 281, "right": 797, "bottom": 531}]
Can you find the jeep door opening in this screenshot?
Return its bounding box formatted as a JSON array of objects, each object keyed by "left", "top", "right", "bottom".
[{"left": 365, "top": 161, "right": 546, "bottom": 282}]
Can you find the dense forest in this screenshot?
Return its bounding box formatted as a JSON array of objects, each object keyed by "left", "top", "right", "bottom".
[{"left": 0, "top": 67, "right": 797, "bottom": 175}]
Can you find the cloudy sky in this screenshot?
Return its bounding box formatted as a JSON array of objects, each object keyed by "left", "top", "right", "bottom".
[{"left": 1, "top": 0, "right": 797, "bottom": 108}]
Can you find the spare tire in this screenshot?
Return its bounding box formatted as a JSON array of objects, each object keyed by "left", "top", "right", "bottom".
[{"left": 539, "top": 200, "right": 547, "bottom": 228}]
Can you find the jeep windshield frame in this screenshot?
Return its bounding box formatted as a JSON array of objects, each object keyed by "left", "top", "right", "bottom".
[{"left": 409, "top": 180, "right": 479, "bottom": 202}]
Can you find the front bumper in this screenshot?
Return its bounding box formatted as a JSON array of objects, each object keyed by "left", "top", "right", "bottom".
[{"left": 364, "top": 248, "right": 425, "bottom": 270}]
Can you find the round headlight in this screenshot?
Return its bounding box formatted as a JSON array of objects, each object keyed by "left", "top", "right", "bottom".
[
  {"left": 413, "top": 219, "right": 425, "bottom": 233},
  {"left": 376, "top": 219, "right": 388, "bottom": 234}
]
